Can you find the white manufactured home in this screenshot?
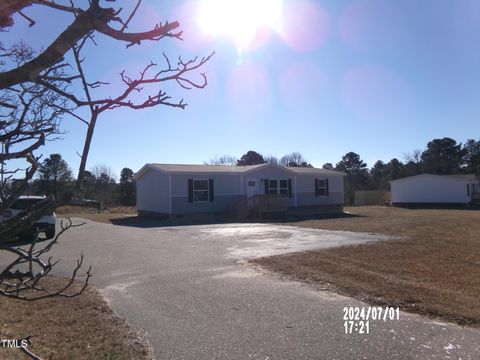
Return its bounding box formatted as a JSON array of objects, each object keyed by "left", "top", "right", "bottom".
[
  {"left": 134, "top": 163, "right": 345, "bottom": 216},
  {"left": 390, "top": 174, "right": 479, "bottom": 205}
]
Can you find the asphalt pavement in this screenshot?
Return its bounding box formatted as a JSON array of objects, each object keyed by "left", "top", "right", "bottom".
[{"left": 18, "top": 220, "right": 480, "bottom": 359}]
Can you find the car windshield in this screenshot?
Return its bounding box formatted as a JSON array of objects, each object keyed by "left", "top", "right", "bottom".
[{"left": 10, "top": 198, "right": 43, "bottom": 210}]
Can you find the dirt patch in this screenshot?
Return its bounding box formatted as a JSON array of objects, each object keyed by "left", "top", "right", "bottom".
[
  {"left": 0, "top": 277, "right": 153, "bottom": 359},
  {"left": 251, "top": 206, "right": 480, "bottom": 327}
]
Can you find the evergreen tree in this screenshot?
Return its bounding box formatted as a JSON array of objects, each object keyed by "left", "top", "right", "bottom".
[
  {"left": 335, "top": 152, "right": 370, "bottom": 205},
  {"left": 462, "top": 139, "right": 480, "bottom": 176},
  {"left": 370, "top": 160, "right": 388, "bottom": 190},
  {"left": 237, "top": 151, "right": 266, "bottom": 166},
  {"left": 37, "top": 154, "right": 73, "bottom": 200},
  {"left": 119, "top": 167, "right": 136, "bottom": 206},
  {"left": 421, "top": 138, "right": 464, "bottom": 175}
]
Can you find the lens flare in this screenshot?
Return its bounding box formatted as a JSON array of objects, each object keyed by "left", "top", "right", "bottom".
[
  {"left": 279, "top": 0, "right": 330, "bottom": 52},
  {"left": 197, "top": 0, "right": 283, "bottom": 52}
]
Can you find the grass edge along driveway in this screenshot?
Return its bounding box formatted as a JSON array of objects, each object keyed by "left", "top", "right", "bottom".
[
  {"left": 251, "top": 206, "right": 480, "bottom": 327},
  {"left": 0, "top": 277, "right": 153, "bottom": 360}
]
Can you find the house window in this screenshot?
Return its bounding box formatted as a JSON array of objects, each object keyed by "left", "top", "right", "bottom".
[
  {"left": 268, "top": 179, "right": 288, "bottom": 195},
  {"left": 269, "top": 180, "right": 278, "bottom": 194},
  {"left": 317, "top": 179, "right": 327, "bottom": 196},
  {"left": 193, "top": 180, "right": 209, "bottom": 202},
  {"left": 279, "top": 180, "right": 288, "bottom": 195}
]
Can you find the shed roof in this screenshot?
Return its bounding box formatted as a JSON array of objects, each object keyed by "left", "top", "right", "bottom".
[{"left": 390, "top": 173, "right": 477, "bottom": 183}]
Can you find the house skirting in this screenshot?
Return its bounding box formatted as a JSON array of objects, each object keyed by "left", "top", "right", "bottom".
[
  {"left": 392, "top": 202, "right": 471, "bottom": 209},
  {"left": 138, "top": 203, "right": 344, "bottom": 218},
  {"left": 286, "top": 204, "right": 343, "bottom": 216}
]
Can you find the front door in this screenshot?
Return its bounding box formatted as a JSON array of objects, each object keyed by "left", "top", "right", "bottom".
[{"left": 246, "top": 179, "right": 258, "bottom": 198}]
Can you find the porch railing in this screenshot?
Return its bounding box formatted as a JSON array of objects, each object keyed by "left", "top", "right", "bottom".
[
  {"left": 229, "top": 194, "right": 289, "bottom": 219},
  {"left": 472, "top": 192, "right": 480, "bottom": 205}
]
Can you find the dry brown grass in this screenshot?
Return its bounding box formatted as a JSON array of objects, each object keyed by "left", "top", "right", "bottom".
[
  {"left": 55, "top": 205, "right": 100, "bottom": 215},
  {"left": 252, "top": 206, "right": 480, "bottom": 327},
  {"left": 0, "top": 277, "right": 152, "bottom": 360},
  {"left": 56, "top": 205, "right": 136, "bottom": 223}
]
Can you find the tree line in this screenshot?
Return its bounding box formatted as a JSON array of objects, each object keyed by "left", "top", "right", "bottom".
[
  {"left": 208, "top": 137, "right": 479, "bottom": 205},
  {"left": 9, "top": 137, "right": 478, "bottom": 207},
  {"left": 7, "top": 154, "right": 136, "bottom": 207},
  {"left": 205, "top": 151, "right": 313, "bottom": 167}
]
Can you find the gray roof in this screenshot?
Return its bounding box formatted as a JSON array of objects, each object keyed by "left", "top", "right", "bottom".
[
  {"left": 284, "top": 166, "right": 345, "bottom": 176},
  {"left": 146, "top": 163, "right": 267, "bottom": 173},
  {"left": 137, "top": 163, "right": 345, "bottom": 176}
]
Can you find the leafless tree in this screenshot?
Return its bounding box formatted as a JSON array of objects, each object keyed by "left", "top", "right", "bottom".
[
  {"left": 0, "top": 216, "right": 91, "bottom": 301},
  {"left": 90, "top": 164, "right": 116, "bottom": 182},
  {"left": 0, "top": 46, "right": 90, "bottom": 303},
  {"left": 70, "top": 41, "right": 213, "bottom": 189},
  {"left": 1, "top": 0, "right": 213, "bottom": 191},
  {"left": 402, "top": 148, "right": 422, "bottom": 164},
  {"left": 204, "top": 155, "right": 238, "bottom": 166},
  {"left": 0, "top": 0, "right": 183, "bottom": 88},
  {"left": 0, "top": 42, "right": 69, "bottom": 209},
  {"left": 1, "top": 0, "right": 211, "bottom": 301},
  {"left": 263, "top": 155, "right": 279, "bottom": 165},
  {"left": 280, "top": 151, "right": 311, "bottom": 167}
]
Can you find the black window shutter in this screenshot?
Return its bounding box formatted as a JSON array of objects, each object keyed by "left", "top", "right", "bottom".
[
  {"left": 209, "top": 179, "right": 214, "bottom": 202},
  {"left": 188, "top": 179, "right": 193, "bottom": 202},
  {"left": 288, "top": 178, "right": 292, "bottom": 198},
  {"left": 315, "top": 178, "right": 319, "bottom": 197},
  {"left": 264, "top": 178, "right": 269, "bottom": 194},
  {"left": 326, "top": 178, "right": 329, "bottom": 196}
]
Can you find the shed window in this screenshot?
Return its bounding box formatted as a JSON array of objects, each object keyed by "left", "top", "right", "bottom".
[{"left": 193, "top": 180, "right": 209, "bottom": 202}]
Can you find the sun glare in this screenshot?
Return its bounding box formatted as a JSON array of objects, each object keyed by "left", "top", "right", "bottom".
[{"left": 197, "top": 0, "right": 283, "bottom": 52}]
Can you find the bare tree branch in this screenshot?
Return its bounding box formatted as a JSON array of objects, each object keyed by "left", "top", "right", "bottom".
[
  {"left": 120, "top": 0, "right": 142, "bottom": 32},
  {"left": 0, "top": 1, "right": 181, "bottom": 89},
  {"left": 0, "top": 219, "right": 91, "bottom": 301}
]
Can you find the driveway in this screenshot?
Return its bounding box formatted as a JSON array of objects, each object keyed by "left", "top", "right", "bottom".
[{"left": 41, "top": 220, "right": 480, "bottom": 358}]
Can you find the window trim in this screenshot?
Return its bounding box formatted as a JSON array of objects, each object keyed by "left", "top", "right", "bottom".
[
  {"left": 192, "top": 179, "right": 210, "bottom": 203},
  {"left": 268, "top": 179, "right": 288, "bottom": 196},
  {"left": 316, "top": 178, "right": 329, "bottom": 197}
]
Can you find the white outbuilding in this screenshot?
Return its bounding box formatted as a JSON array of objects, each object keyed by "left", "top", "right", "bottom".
[{"left": 390, "top": 174, "right": 479, "bottom": 205}]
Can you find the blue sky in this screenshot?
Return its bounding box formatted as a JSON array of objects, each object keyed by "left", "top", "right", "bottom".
[{"left": 5, "top": 0, "right": 480, "bottom": 179}]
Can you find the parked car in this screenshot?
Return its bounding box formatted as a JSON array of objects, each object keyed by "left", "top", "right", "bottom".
[{"left": 1, "top": 195, "right": 56, "bottom": 240}]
